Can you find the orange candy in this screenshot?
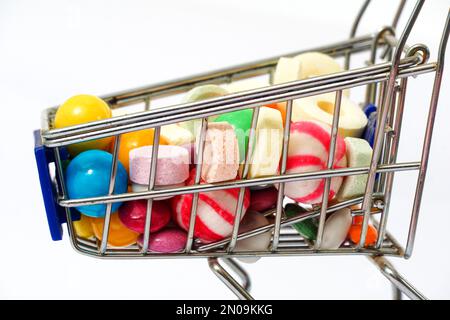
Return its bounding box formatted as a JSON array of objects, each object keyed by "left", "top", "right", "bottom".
[
  {"left": 266, "top": 103, "right": 287, "bottom": 125},
  {"left": 91, "top": 212, "right": 139, "bottom": 247},
  {"left": 348, "top": 216, "right": 378, "bottom": 246},
  {"left": 113, "top": 129, "right": 167, "bottom": 173}
]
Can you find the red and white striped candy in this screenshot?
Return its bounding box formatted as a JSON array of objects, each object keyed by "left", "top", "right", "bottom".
[
  {"left": 171, "top": 169, "right": 250, "bottom": 243},
  {"left": 283, "top": 120, "right": 347, "bottom": 204}
]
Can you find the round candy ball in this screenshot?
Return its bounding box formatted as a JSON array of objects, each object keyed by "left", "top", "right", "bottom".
[
  {"left": 54, "top": 94, "right": 113, "bottom": 156},
  {"left": 118, "top": 199, "right": 171, "bottom": 234},
  {"left": 91, "top": 213, "right": 139, "bottom": 247},
  {"left": 137, "top": 227, "right": 187, "bottom": 253},
  {"left": 248, "top": 187, "right": 278, "bottom": 213},
  {"left": 65, "top": 150, "right": 128, "bottom": 217}
]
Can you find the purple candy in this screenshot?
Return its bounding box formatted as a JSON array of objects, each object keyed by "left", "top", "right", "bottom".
[{"left": 137, "top": 228, "right": 187, "bottom": 253}]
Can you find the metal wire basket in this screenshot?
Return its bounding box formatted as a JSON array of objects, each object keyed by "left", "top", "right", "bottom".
[{"left": 34, "top": 0, "right": 449, "bottom": 300}]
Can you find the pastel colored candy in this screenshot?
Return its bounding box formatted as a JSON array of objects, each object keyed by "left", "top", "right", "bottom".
[
  {"left": 213, "top": 109, "right": 253, "bottom": 163},
  {"left": 201, "top": 122, "right": 239, "bottom": 183},
  {"left": 295, "top": 52, "right": 343, "bottom": 79},
  {"left": 91, "top": 213, "right": 139, "bottom": 247},
  {"left": 65, "top": 150, "right": 128, "bottom": 217},
  {"left": 222, "top": 78, "right": 269, "bottom": 93},
  {"left": 337, "top": 138, "right": 373, "bottom": 201},
  {"left": 273, "top": 57, "right": 302, "bottom": 84},
  {"left": 129, "top": 145, "right": 190, "bottom": 186},
  {"left": 248, "top": 186, "right": 278, "bottom": 212},
  {"left": 179, "top": 85, "right": 229, "bottom": 134},
  {"left": 73, "top": 215, "right": 94, "bottom": 239},
  {"left": 292, "top": 92, "right": 368, "bottom": 138},
  {"left": 137, "top": 228, "right": 187, "bottom": 253},
  {"left": 118, "top": 200, "right": 171, "bottom": 234},
  {"left": 235, "top": 211, "right": 272, "bottom": 263},
  {"left": 171, "top": 169, "right": 250, "bottom": 242},
  {"left": 131, "top": 182, "right": 185, "bottom": 200},
  {"left": 320, "top": 208, "right": 352, "bottom": 250},
  {"left": 249, "top": 107, "right": 283, "bottom": 178},
  {"left": 161, "top": 124, "right": 194, "bottom": 146},
  {"left": 282, "top": 120, "right": 347, "bottom": 204},
  {"left": 116, "top": 129, "right": 159, "bottom": 173}
]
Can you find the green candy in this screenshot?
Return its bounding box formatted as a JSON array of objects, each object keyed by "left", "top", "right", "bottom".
[
  {"left": 214, "top": 109, "right": 253, "bottom": 163},
  {"left": 284, "top": 203, "right": 318, "bottom": 241}
]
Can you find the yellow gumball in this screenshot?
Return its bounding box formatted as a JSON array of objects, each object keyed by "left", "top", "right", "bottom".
[
  {"left": 54, "top": 94, "right": 113, "bottom": 156},
  {"left": 73, "top": 215, "right": 94, "bottom": 239}
]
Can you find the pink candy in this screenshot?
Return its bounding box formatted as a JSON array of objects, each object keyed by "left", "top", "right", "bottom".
[
  {"left": 137, "top": 228, "right": 187, "bottom": 253},
  {"left": 118, "top": 200, "right": 171, "bottom": 233},
  {"left": 129, "top": 145, "right": 190, "bottom": 186},
  {"left": 283, "top": 120, "right": 347, "bottom": 204}
]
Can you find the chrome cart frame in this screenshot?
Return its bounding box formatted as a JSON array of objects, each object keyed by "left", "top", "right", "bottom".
[{"left": 34, "top": 0, "right": 450, "bottom": 300}]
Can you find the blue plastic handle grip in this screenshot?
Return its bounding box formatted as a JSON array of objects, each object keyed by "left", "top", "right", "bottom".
[{"left": 34, "top": 130, "right": 80, "bottom": 241}]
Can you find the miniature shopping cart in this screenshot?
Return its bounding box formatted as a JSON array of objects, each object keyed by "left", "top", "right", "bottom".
[{"left": 34, "top": 0, "right": 449, "bottom": 300}]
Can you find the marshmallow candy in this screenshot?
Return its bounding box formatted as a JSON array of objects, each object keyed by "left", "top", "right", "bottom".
[
  {"left": 337, "top": 138, "right": 373, "bottom": 201},
  {"left": 129, "top": 145, "right": 190, "bottom": 199},
  {"left": 118, "top": 200, "right": 171, "bottom": 233},
  {"left": 179, "top": 84, "right": 229, "bottom": 134},
  {"left": 249, "top": 107, "right": 283, "bottom": 178},
  {"left": 171, "top": 169, "right": 250, "bottom": 242},
  {"left": 234, "top": 211, "right": 272, "bottom": 263},
  {"left": 137, "top": 227, "right": 188, "bottom": 253},
  {"left": 201, "top": 122, "right": 240, "bottom": 183},
  {"left": 320, "top": 208, "right": 352, "bottom": 250},
  {"left": 283, "top": 120, "right": 347, "bottom": 204},
  {"left": 292, "top": 92, "right": 368, "bottom": 138},
  {"left": 161, "top": 124, "right": 194, "bottom": 146}
]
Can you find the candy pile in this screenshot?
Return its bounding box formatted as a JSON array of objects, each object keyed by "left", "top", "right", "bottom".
[{"left": 57, "top": 51, "right": 379, "bottom": 257}]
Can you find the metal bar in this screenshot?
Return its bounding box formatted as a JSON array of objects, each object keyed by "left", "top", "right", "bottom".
[
  {"left": 315, "top": 90, "right": 342, "bottom": 249},
  {"left": 41, "top": 56, "right": 425, "bottom": 145},
  {"left": 185, "top": 118, "right": 208, "bottom": 252},
  {"left": 271, "top": 100, "right": 293, "bottom": 251},
  {"left": 228, "top": 107, "right": 260, "bottom": 252},
  {"left": 405, "top": 10, "right": 450, "bottom": 258},
  {"left": 345, "top": 0, "right": 371, "bottom": 69},
  {"left": 59, "top": 162, "right": 420, "bottom": 207},
  {"left": 198, "top": 193, "right": 383, "bottom": 252},
  {"left": 141, "top": 127, "right": 161, "bottom": 253},
  {"left": 208, "top": 258, "right": 254, "bottom": 300},
  {"left": 392, "top": 0, "right": 407, "bottom": 31},
  {"left": 99, "top": 134, "right": 121, "bottom": 254},
  {"left": 221, "top": 258, "right": 252, "bottom": 292},
  {"left": 376, "top": 78, "right": 408, "bottom": 248},
  {"left": 358, "top": 0, "right": 425, "bottom": 249},
  {"left": 368, "top": 255, "right": 428, "bottom": 300}
]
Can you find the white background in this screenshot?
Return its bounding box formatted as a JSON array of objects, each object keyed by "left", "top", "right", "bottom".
[{"left": 0, "top": 0, "right": 449, "bottom": 299}]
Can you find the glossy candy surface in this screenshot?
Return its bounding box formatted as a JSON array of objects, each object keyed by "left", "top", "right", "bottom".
[
  {"left": 54, "top": 94, "right": 113, "bottom": 156},
  {"left": 65, "top": 150, "right": 128, "bottom": 217},
  {"left": 137, "top": 228, "right": 187, "bottom": 253},
  {"left": 117, "top": 129, "right": 157, "bottom": 173},
  {"left": 118, "top": 200, "right": 171, "bottom": 233},
  {"left": 91, "top": 213, "right": 139, "bottom": 247},
  {"left": 73, "top": 215, "right": 94, "bottom": 239}
]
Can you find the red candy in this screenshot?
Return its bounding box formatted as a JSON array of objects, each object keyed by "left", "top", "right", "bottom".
[
  {"left": 171, "top": 169, "right": 251, "bottom": 243},
  {"left": 118, "top": 200, "right": 171, "bottom": 234},
  {"left": 248, "top": 187, "right": 279, "bottom": 212}
]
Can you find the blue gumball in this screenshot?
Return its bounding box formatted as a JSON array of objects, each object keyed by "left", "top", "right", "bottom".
[
  {"left": 363, "top": 104, "right": 377, "bottom": 148},
  {"left": 65, "top": 150, "right": 128, "bottom": 217}
]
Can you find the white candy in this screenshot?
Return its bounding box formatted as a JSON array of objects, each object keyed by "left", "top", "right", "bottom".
[
  {"left": 320, "top": 208, "right": 352, "bottom": 250},
  {"left": 161, "top": 124, "right": 194, "bottom": 145},
  {"left": 337, "top": 138, "right": 373, "bottom": 201},
  {"left": 273, "top": 57, "right": 302, "bottom": 84},
  {"left": 235, "top": 211, "right": 271, "bottom": 263},
  {"left": 292, "top": 92, "right": 367, "bottom": 138},
  {"left": 222, "top": 78, "right": 269, "bottom": 93},
  {"left": 295, "top": 52, "right": 343, "bottom": 80}
]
